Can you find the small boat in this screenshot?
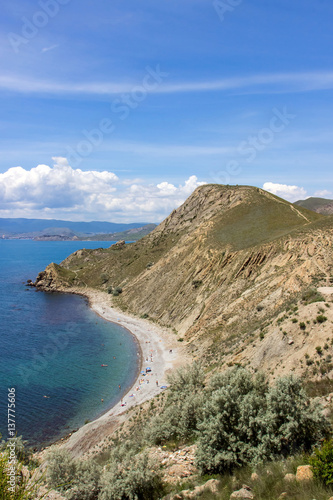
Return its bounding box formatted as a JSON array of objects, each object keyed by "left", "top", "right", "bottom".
[{"left": 101, "top": 364, "right": 108, "bottom": 367}]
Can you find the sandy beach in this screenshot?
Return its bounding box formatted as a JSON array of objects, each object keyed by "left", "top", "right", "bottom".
[{"left": 55, "top": 288, "right": 189, "bottom": 457}]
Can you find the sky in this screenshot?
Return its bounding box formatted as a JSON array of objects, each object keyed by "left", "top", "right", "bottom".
[{"left": 0, "top": 0, "right": 332, "bottom": 222}]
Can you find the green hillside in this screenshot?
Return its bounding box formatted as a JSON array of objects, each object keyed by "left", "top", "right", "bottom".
[{"left": 295, "top": 197, "right": 333, "bottom": 214}]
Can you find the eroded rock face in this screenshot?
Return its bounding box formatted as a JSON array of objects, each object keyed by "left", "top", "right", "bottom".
[
  {"left": 34, "top": 265, "right": 58, "bottom": 291},
  {"left": 33, "top": 263, "right": 75, "bottom": 291}
]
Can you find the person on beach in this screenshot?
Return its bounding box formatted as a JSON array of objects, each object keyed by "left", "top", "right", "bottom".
[{"left": 156, "top": 380, "right": 158, "bottom": 386}]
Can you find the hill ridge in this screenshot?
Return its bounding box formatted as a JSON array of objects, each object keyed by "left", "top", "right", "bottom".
[{"left": 34, "top": 184, "right": 333, "bottom": 382}]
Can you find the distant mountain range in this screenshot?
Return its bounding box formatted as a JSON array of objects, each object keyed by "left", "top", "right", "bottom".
[
  {"left": 294, "top": 197, "right": 333, "bottom": 215},
  {"left": 0, "top": 218, "right": 156, "bottom": 241}
]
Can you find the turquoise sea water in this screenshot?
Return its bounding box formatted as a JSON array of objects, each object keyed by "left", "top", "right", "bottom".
[{"left": 0, "top": 240, "right": 139, "bottom": 447}]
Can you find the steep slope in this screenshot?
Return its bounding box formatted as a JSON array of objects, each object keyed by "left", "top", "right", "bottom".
[
  {"left": 34, "top": 184, "right": 333, "bottom": 378},
  {"left": 295, "top": 197, "right": 333, "bottom": 215}
]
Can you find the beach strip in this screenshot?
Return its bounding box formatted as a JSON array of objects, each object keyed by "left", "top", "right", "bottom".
[{"left": 59, "top": 288, "right": 188, "bottom": 457}]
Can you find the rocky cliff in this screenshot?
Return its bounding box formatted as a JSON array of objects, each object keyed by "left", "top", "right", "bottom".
[{"left": 34, "top": 184, "right": 333, "bottom": 379}]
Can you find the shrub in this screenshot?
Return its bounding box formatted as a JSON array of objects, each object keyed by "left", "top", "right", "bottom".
[
  {"left": 113, "top": 287, "right": 123, "bottom": 296},
  {"left": 196, "top": 368, "right": 328, "bottom": 475},
  {"left": 0, "top": 448, "right": 44, "bottom": 499},
  {"left": 46, "top": 449, "right": 76, "bottom": 492},
  {"left": 99, "top": 450, "right": 164, "bottom": 500},
  {"left": 107, "top": 286, "right": 113, "bottom": 294},
  {"left": 145, "top": 364, "right": 205, "bottom": 444},
  {"left": 316, "top": 346, "right": 323, "bottom": 355},
  {"left": 0, "top": 436, "right": 31, "bottom": 465},
  {"left": 309, "top": 439, "right": 333, "bottom": 485},
  {"left": 46, "top": 448, "right": 101, "bottom": 499},
  {"left": 317, "top": 315, "right": 328, "bottom": 323},
  {"left": 302, "top": 288, "right": 325, "bottom": 304},
  {"left": 66, "top": 460, "right": 101, "bottom": 500},
  {"left": 299, "top": 322, "right": 306, "bottom": 330}
]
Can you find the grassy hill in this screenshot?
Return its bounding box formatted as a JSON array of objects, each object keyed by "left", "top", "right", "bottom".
[{"left": 295, "top": 196, "right": 333, "bottom": 215}]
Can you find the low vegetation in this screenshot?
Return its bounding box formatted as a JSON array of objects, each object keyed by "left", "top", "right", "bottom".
[
  {"left": 0, "top": 436, "right": 44, "bottom": 499},
  {"left": 42, "top": 365, "right": 332, "bottom": 499},
  {"left": 309, "top": 439, "right": 333, "bottom": 486}
]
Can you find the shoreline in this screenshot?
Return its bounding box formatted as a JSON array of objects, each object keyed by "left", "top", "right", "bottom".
[{"left": 48, "top": 287, "right": 190, "bottom": 457}]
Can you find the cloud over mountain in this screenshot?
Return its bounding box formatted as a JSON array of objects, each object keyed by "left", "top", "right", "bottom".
[
  {"left": 0, "top": 158, "right": 205, "bottom": 222},
  {"left": 263, "top": 182, "right": 307, "bottom": 202}
]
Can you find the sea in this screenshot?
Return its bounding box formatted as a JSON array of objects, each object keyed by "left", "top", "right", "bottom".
[{"left": 0, "top": 240, "right": 139, "bottom": 448}]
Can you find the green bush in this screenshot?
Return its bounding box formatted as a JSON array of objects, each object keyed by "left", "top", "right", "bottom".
[
  {"left": 99, "top": 450, "right": 164, "bottom": 500},
  {"left": 46, "top": 448, "right": 101, "bottom": 499},
  {"left": 317, "top": 315, "right": 328, "bottom": 323},
  {"left": 302, "top": 288, "right": 325, "bottom": 304},
  {"left": 113, "top": 287, "right": 123, "bottom": 296},
  {"left": 0, "top": 446, "right": 44, "bottom": 499},
  {"left": 145, "top": 364, "right": 205, "bottom": 444},
  {"left": 196, "top": 368, "right": 328, "bottom": 475},
  {"left": 309, "top": 440, "right": 333, "bottom": 485}
]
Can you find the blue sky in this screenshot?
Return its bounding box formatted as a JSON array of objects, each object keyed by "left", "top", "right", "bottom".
[{"left": 0, "top": 0, "right": 332, "bottom": 222}]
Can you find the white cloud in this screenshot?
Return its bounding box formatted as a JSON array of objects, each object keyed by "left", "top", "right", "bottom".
[
  {"left": 0, "top": 159, "right": 206, "bottom": 222},
  {"left": 41, "top": 44, "right": 59, "bottom": 53},
  {"left": 314, "top": 189, "right": 332, "bottom": 198},
  {"left": 2, "top": 71, "right": 333, "bottom": 96},
  {"left": 263, "top": 182, "right": 307, "bottom": 202},
  {"left": 0, "top": 158, "right": 118, "bottom": 212}
]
